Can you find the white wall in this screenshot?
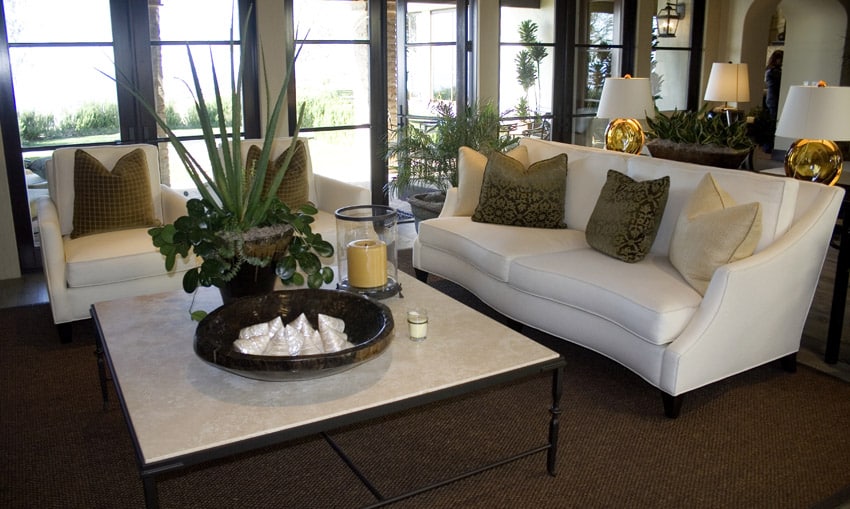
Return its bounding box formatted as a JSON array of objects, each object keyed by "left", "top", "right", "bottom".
[{"left": 0, "top": 126, "right": 22, "bottom": 280}]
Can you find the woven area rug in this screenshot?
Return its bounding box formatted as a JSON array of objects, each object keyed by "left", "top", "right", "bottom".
[{"left": 2, "top": 251, "right": 850, "bottom": 508}]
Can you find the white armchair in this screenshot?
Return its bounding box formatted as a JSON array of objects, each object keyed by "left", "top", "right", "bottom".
[{"left": 38, "top": 144, "right": 198, "bottom": 342}]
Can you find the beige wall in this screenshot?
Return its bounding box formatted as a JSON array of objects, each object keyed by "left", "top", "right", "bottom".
[{"left": 0, "top": 126, "right": 22, "bottom": 280}]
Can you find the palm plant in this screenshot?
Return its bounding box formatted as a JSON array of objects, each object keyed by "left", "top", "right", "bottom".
[
  {"left": 108, "top": 8, "right": 334, "bottom": 299},
  {"left": 386, "top": 101, "right": 517, "bottom": 198}
]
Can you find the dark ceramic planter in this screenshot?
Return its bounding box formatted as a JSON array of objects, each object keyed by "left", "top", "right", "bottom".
[
  {"left": 218, "top": 263, "right": 278, "bottom": 304},
  {"left": 646, "top": 139, "right": 752, "bottom": 169}
]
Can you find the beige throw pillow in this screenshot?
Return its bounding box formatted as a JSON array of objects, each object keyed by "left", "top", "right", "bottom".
[
  {"left": 456, "top": 145, "right": 529, "bottom": 216},
  {"left": 670, "top": 173, "right": 762, "bottom": 295}
]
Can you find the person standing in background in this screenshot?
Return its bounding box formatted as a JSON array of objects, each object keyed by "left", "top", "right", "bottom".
[{"left": 763, "top": 50, "right": 783, "bottom": 153}]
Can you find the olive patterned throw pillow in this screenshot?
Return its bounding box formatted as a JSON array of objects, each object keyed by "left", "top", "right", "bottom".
[
  {"left": 471, "top": 151, "right": 567, "bottom": 229},
  {"left": 71, "top": 148, "right": 159, "bottom": 239},
  {"left": 246, "top": 140, "right": 310, "bottom": 210},
  {"left": 585, "top": 169, "right": 670, "bottom": 263}
]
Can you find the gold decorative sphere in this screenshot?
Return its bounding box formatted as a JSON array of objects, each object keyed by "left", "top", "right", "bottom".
[
  {"left": 604, "top": 118, "right": 645, "bottom": 155},
  {"left": 784, "top": 138, "right": 843, "bottom": 186}
]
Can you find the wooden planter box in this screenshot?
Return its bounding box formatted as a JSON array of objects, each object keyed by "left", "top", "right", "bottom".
[{"left": 646, "top": 139, "right": 752, "bottom": 169}]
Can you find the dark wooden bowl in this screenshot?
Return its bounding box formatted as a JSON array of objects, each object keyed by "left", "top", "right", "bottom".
[{"left": 194, "top": 289, "right": 394, "bottom": 381}]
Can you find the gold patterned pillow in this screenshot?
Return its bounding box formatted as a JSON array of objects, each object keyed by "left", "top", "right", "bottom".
[
  {"left": 246, "top": 141, "right": 310, "bottom": 209},
  {"left": 71, "top": 148, "right": 159, "bottom": 239},
  {"left": 585, "top": 170, "right": 669, "bottom": 263},
  {"left": 471, "top": 152, "right": 567, "bottom": 229}
]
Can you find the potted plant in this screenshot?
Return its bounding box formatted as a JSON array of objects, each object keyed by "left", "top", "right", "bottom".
[
  {"left": 112, "top": 11, "right": 334, "bottom": 311},
  {"left": 645, "top": 104, "right": 754, "bottom": 169},
  {"left": 386, "top": 101, "right": 517, "bottom": 223}
]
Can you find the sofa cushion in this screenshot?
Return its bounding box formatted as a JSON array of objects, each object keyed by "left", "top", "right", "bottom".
[
  {"left": 472, "top": 152, "right": 568, "bottom": 228},
  {"left": 627, "top": 157, "right": 798, "bottom": 255},
  {"left": 509, "top": 250, "right": 701, "bottom": 346},
  {"left": 456, "top": 145, "right": 529, "bottom": 216},
  {"left": 417, "top": 217, "right": 587, "bottom": 282},
  {"left": 71, "top": 149, "right": 160, "bottom": 239},
  {"left": 64, "top": 228, "right": 197, "bottom": 288},
  {"left": 246, "top": 141, "right": 310, "bottom": 210},
  {"left": 585, "top": 170, "right": 670, "bottom": 263},
  {"left": 670, "top": 174, "right": 762, "bottom": 295}
]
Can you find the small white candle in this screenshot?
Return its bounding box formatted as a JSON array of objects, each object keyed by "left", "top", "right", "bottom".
[{"left": 407, "top": 309, "right": 428, "bottom": 341}]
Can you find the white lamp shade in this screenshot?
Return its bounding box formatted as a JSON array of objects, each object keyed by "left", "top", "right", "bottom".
[
  {"left": 775, "top": 84, "right": 850, "bottom": 140},
  {"left": 704, "top": 62, "right": 750, "bottom": 103},
  {"left": 596, "top": 77, "right": 655, "bottom": 120}
]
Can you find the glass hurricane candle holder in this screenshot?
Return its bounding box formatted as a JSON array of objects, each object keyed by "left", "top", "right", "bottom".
[{"left": 335, "top": 205, "right": 400, "bottom": 299}]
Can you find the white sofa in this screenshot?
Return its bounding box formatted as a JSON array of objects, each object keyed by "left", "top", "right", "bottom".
[{"left": 412, "top": 138, "right": 844, "bottom": 417}]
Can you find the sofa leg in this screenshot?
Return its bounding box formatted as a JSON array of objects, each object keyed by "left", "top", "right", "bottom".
[
  {"left": 780, "top": 352, "right": 797, "bottom": 373},
  {"left": 414, "top": 268, "right": 429, "bottom": 283},
  {"left": 57, "top": 323, "right": 72, "bottom": 344},
  {"left": 662, "top": 393, "right": 683, "bottom": 419}
]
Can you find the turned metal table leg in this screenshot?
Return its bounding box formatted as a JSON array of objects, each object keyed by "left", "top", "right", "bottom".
[{"left": 547, "top": 365, "right": 563, "bottom": 476}]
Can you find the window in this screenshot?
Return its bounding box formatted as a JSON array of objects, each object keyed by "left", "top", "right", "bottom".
[
  {"left": 499, "top": 1, "right": 556, "bottom": 139},
  {"left": 651, "top": 0, "right": 693, "bottom": 111},
  {"left": 291, "top": 0, "right": 372, "bottom": 187},
  {"left": 0, "top": 0, "right": 258, "bottom": 270}
]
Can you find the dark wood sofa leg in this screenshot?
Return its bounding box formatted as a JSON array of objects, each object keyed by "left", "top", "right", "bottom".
[
  {"left": 414, "top": 268, "right": 428, "bottom": 283},
  {"left": 57, "top": 322, "right": 72, "bottom": 344},
  {"left": 662, "top": 393, "right": 683, "bottom": 419},
  {"left": 780, "top": 352, "right": 797, "bottom": 373}
]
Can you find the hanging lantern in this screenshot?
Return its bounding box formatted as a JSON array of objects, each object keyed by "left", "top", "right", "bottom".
[{"left": 656, "top": 2, "right": 680, "bottom": 38}]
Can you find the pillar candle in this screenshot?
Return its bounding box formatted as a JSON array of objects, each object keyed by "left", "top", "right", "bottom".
[{"left": 346, "top": 239, "right": 387, "bottom": 288}]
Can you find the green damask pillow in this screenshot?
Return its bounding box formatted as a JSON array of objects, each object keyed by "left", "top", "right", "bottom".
[
  {"left": 471, "top": 152, "right": 567, "bottom": 229},
  {"left": 246, "top": 140, "right": 310, "bottom": 209},
  {"left": 71, "top": 148, "right": 159, "bottom": 239},
  {"left": 585, "top": 169, "right": 670, "bottom": 263}
]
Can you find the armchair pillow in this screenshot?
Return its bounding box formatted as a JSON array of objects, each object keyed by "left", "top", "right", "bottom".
[
  {"left": 456, "top": 145, "right": 529, "bottom": 216},
  {"left": 471, "top": 151, "right": 567, "bottom": 229},
  {"left": 669, "top": 173, "right": 762, "bottom": 295},
  {"left": 71, "top": 148, "right": 159, "bottom": 239},
  {"left": 246, "top": 140, "right": 310, "bottom": 210},
  {"left": 585, "top": 169, "right": 669, "bottom": 263}
]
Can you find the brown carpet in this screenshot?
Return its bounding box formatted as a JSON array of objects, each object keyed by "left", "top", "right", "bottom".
[{"left": 2, "top": 250, "right": 850, "bottom": 508}]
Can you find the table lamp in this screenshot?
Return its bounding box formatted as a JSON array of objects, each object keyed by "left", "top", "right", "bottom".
[
  {"left": 596, "top": 75, "right": 655, "bottom": 154},
  {"left": 775, "top": 81, "right": 850, "bottom": 185},
  {"left": 704, "top": 62, "right": 750, "bottom": 125}
]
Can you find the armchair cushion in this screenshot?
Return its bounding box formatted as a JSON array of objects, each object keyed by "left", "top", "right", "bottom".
[
  {"left": 246, "top": 140, "right": 311, "bottom": 209},
  {"left": 71, "top": 148, "right": 159, "bottom": 238}
]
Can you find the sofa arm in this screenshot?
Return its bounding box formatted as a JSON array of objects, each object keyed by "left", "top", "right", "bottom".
[
  {"left": 438, "top": 187, "right": 461, "bottom": 217},
  {"left": 36, "top": 196, "right": 70, "bottom": 323},
  {"left": 160, "top": 185, "right": 189, "bottom": 224},
  {"left": 661, "top": 185, "right": 844, "bottom": 395},
  {"left": 313, "top": 174, "right": 371, "bottom": 212}
]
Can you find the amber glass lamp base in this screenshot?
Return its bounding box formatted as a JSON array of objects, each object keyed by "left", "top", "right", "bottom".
[
  {"left": 604, "top": 118, "right": 645, "bottom": 155},
  {"left": 784, "top": 138, "right": 843, "bottom": 185}
]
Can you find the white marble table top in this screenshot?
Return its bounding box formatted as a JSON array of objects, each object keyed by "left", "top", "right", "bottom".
[{"left": 93, "top": 271, "right": 561, "bottom": 466}]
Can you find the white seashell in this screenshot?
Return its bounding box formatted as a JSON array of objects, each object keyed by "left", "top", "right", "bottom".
[
  {"left": 290, "top": 313, "right": 313, "bottom": 336},
  {"left": 238, "top": 322, "right": 269, "bottom": 341},
  {"left": 282, "top": 324, "right": 305, "bottom": 356},
  {"left": 300, "top": 328, "right": 324, "bottom": 355},
  {"left": 321, "top": 327, "right": 349, "bottom": 353},
  {"left": 267, "top": 316, "right": 284, "bottom": 336},
  {"left": 318, "top": 313, "right": 346, "bottom": 333},
  {"left": 233, "top": 336, "right": 267, "bottom": 355},
  {"left": 263, "top": 325, "right": 292, "bottom": 356}
]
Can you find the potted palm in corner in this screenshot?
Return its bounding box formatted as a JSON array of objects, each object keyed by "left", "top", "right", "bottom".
[
  {"left": 112, "top": 11, "right": 334, "bottom": 312},
  {"left": 386, "top": 101, "right": 517, "bottom": 225}
]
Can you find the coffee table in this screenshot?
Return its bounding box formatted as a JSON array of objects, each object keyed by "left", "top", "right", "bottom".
[{"left": 92, "top": 271, "right": 565, "bottom": 508}]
